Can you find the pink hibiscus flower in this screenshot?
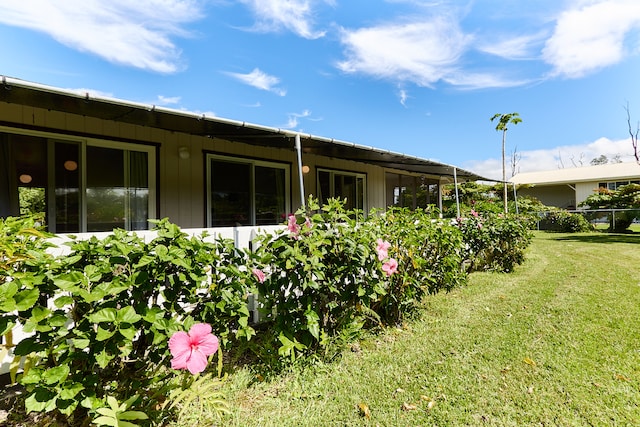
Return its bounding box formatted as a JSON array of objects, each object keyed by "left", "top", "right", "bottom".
[
  {"left": 287, "top": 214, "right": 301, "bottom": 236},
  {"left": 376, "top": 238, "right": 391, "bottom": 261},
  {"left": 252, "top": 268, "right": 266, "bottom": 283},
  {"left": 382, "top": 258, "right": 398, "bottom": 276},
  {"left": 169, "top": 323, "right": 219, "bottom": 374},
  {"left": 470, "top": 209, "right": 479, "bottom": 217}
]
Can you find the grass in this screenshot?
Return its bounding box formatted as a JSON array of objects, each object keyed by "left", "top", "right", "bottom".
[{"left": 194, "top": 231, "right": 640, "bottom": 426}]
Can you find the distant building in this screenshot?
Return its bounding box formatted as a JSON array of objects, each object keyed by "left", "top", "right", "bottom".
[{"left": 511, "top": 162, "right": 640, "bottom": 209}]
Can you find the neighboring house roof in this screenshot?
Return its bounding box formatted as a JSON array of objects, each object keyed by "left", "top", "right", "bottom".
[
  {"left": 0, "top": 76, "right": 490, "bottom": 182},
  {"left": 510, "top": 162, "right": 640, "bottom": 185}
]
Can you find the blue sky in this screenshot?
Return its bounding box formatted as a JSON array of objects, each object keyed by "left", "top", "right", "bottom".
[{"left": 1, "top": 0, "right": 640, "bottom": 180}]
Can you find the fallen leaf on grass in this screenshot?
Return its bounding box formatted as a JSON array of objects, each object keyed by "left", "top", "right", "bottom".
[
  {"left": 523, "top": 357, "right": 536, "bottom": 367},
  {"left": 615, "top": 374, "right": 631, "bottom": 382},
  {"left": 402, "top": 402, "right": 418, "bottom": 411},
  {"left": 357, "top": 402, "right": 371, "bottom": 418},
  {"left": 527, "top": 386, "right": 534, "bottom": 394}
]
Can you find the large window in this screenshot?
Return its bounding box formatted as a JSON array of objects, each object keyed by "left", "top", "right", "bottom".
[
  {"left": 317, "top": 169, "right": 366, "bottom": 211},
  {"left": 385, "top": 173, "right": 439, "bottom": 210},
  {"left": 0, "top": 129, "right": 156, "bottom": 232},
  {"left": 207, "top": 154, "right": 290, "bottom": 226}
]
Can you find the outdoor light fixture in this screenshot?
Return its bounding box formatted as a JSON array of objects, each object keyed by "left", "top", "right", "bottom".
[
  {"left": 19, "top": 174, "right": 33, "bottom": 184},
  {"left": 302, "top": 165, "right": 310, "bottom": 174},
  {"left": 64, "top": 160, "right": 78, "bottom": 171},
  {"left": 178, "top": 146, "right": 190, "bottom": 159}
]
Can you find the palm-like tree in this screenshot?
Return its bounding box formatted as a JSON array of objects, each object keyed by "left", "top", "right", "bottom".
[{"left": 491, "top": 112, "right": 522, "bottom": 214}]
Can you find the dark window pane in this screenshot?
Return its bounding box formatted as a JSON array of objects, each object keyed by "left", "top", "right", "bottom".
[
  {"left": 210, "top": 160, "right": 251, "bottom": 226},
  {"left": 86, "top": 146, "right": 125, "bottom": 231},
  {"left": 55, "top": 142, "right": 80, "bottom": 232},
  {"left": 255, "top": 166, "right": 285, "bottom": 225}
]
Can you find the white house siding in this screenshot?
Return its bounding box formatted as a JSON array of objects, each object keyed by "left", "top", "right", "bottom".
[{"left": 518, "top": 185, "right": 576, "bottom": 209}]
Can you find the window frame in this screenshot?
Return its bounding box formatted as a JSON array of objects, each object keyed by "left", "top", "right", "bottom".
[
  {"left": 0, "top": 126, "right": 157, "bottom": 232},
  {"left": 205, "top": 153, "right": 291, "bottom": 227},
  {"left": 316, "top": 167, "right": 367, "bottom": 211}
]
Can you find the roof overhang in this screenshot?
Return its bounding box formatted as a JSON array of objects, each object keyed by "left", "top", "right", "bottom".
[{"left": 0, "top": 76, "right": 490, "bottom": 182}]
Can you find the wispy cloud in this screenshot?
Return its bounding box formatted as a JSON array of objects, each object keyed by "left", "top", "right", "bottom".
[
  {"left": 337, "top": 17, "right": 471, "bottom": 87},
  {"left": 478, "top": 32, "right": 547, "bottom": 60},
  {"left": 465, "top": 136, "right": 638, "bottom": 181},
  {"left": 398, "top": 89, "right": 409, "bottom": 107},
  {"left": 284, "top": 109, "right": 313, "bottom": 129},
  {"left": 237, "top": 0, "right": 326, "bottom": 39},
  {"left": 0, "top": 0, "right": 204, "bottom": 73},
  {"left": 225, "top": 68, "right": 286, "bottom": 96},
  {"left": 543, "top": 0, "right": 640, "bottom": 78}
]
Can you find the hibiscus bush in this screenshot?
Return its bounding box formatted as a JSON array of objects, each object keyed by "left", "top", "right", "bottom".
[
  {"left": 250, "top": 198, "right": 387, "bottom": 361},
  {"left": 1, "top": 201, "right": 534, "bottom": 424},
  {"left": 1, "top": 218, "right": 252, "bottom": 425}
]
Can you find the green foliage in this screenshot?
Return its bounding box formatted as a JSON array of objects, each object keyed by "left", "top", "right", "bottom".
[
  {"left": 579, "top": 184, "right": 640, "bottom": 232},
  {"left": 2, "top": 203, "right": 534, "bottom": 423},
  {"left": 538, "top": 211, "right": 595, "bottom": 233},
  {"left": 1, "top": 217, "right": 249, "bottom": 425}
]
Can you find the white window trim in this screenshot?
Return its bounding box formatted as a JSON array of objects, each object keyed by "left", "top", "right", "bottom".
[{"left": 206, "top": 153, "right": 291, "bottom": 227}]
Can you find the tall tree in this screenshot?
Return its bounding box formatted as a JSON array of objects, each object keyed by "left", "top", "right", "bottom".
[
  {"left": 624, "top": 102, "right": 639, "bottom": 163},
  {"left": 491, "top": 112, "right": 522, "bottom": 213}
]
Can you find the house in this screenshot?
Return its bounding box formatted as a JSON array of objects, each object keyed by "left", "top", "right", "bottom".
[
  {"left": 0, "top": 76, "right": 486, "bottom": 232},
  {"left": 510, "top": 162, "right": 640, "bottom": 209}
]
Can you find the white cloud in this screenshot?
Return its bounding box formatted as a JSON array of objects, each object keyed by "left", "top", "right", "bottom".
[
  {"left": 464, "top": 136, "right": 638, "bottom": 181},
  {"left": 478, "top": 32, "right": 547, "bottom": 60},
  {"left": 156, "top": 95, "right": 182, "bottom": 106},
  {"left": 225, "top": 68, "right": 287, "bottom": 96},
  {"left": 337, "top": 17, "right": 471, "bottom": 87},
  {"left": 284, "top": 109, "right": 312, "bottom": 129},
  {"left": 66, "top": 88, "right": 114, "bottom": 99},
  {"left": 238, "top": 0, "right": 326, "bottom": 39},
  {"left": 0, "top": 0, "right": 204, "bottom": 73},
  {"left": 543, "top": 0, "right": 640, "bottom": 78}
]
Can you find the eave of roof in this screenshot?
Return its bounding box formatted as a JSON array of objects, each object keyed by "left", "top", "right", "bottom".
[
  {"left": 0, "top": 76, "right": 490, "bottom": 181},
  {"left": 510, "top": 162, "right": 640, "bottom": 185}
]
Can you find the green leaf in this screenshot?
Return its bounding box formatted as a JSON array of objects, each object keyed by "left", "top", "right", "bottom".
[
  {"left": 95, "top": 349, "right": 116, "bottom": 369},
  {"left": 15, "top": 288, "right": 39, "bottom": 311},
  {"left": 54, "top": 271, "right": 84, "bottom": 290},
  {"left": 72, "top": 338, "right": 91, "bottom": 349},
  {"left": 117, "top": 306, "right": 141, "bottom": 324},
  {"left": 118, "top": 410, "right": 149, "bottom": 420},
  {"left": 53, "top": 295, "right": 74, "bottom": 308},
  {"left": 59, "top": 382, "right": 84, "bottom": 400},
  {"left": 14, "top": 337, "right": 45, "bottom": 355},
  {"left": 30, "top": 306, "right": 51, "bottom": 322},
  {"left": 142, "top": 307, "right": 164, "bottom": 323},
  {"left": 43, "top": 365, "right": 70, "bottom": 385},
  {"left": 25, "top": 387, "right": 57, "bottom": 413},
  {"left": 92, "top": 415, "right": 118, "bottom": 427},
  {"left": 88, "top": 308, "right": 118, "bottom": 324},
  {"left": 134, "top": 254, "right": 156, "bottom": 268},
  {"left": 96, "top": 326, "right": 116, "bottom": 341},
  {"left": 0, "top": 317, "right": 15, "bottom": 336},
  {"left": 118, "top": 325, "right": 137, "bottom": 340},
  {"left": 48, "top": 313, "right": 68, "bottom": 327},
  {"left": 305, "top": 307, "right": 320, "bottom": 340}
]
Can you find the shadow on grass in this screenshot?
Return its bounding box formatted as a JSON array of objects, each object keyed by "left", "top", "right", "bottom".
[{"left": 553, "top": 231, "right": 640, "bottom": 244}]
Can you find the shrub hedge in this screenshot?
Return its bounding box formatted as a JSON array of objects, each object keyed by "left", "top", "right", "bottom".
[{"left": 0, "top": 199, "right": 532, "bottom": 425}]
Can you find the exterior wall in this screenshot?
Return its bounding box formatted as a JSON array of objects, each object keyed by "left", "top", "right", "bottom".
[
  {"left": 575, "top": 181, "right": 601, "bottom": 206},
  {"left": 518, "top": 184, "right": 576, "bottom": 209},
  {"left": 1, "top": 101, "right": 429, "bottom": 228}
]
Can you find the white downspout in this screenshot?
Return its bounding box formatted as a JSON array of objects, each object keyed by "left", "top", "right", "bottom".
[
  {"left": 453, "top": 167, "right": 461, "bottom": 218},
  {"left": 295, "top": 133, "right": 306, "bottom": 209}
]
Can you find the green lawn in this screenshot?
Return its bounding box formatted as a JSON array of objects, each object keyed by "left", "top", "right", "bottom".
[{"left": 211, "top": 231, "right": 640, "bottom": 426}]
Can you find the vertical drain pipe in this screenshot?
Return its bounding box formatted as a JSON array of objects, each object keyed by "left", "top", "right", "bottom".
[
  {"left": 295, "top": 133, "right": 306, "bottom": 209},
  {"left": 453, "top": 167, "right": 461, "bottom": 218}
]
